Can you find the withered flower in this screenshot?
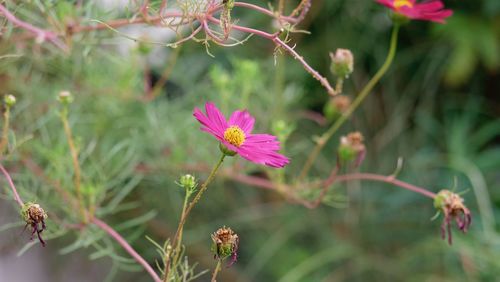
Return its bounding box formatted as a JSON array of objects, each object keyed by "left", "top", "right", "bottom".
[
  {"left": 434, "top": 190, "right": 472, "bottom": 245},
  {"left": 338, "top": 131, "right": 366, "bottom": 167},
  {"left": 211, "top": 226, "right": 239, "bottom": 267},
  {"left": 21, "top": 202, "right": 48, "bottom": 247}
]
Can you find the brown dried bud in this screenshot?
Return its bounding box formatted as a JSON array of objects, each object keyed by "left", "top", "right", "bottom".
[
  {"left": 324, "top": 95, "right": 351, "bottom": 119},
  {"left": 21, "top": 202, "right": 48, "bottom": 247},
  {"left": 211, "top": 226, "right": 239, "bottom": 266},
  {"left": 338, "top": 131, "right": 366, "bottom": 167},
  {"left": 434, "top": 190, "right": 472, "bottom": 245}
]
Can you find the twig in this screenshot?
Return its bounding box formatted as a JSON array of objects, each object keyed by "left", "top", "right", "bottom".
[
  {"left": 91, "top": 218, "right": 162, "bottom": 282},
  {"left": 335, "top": 173, "right": 436, "bottom": 199},
  {"left": 0, "top": 163, "right": 23, "bottom": 207},
  {"left": 0, "top": 3, "right": 67, "bottom": 51},
  {"left": 273, "top": 37, "right": 335, "bottom": 96}
]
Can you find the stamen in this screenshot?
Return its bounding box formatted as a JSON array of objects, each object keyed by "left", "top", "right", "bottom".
[
  {"left": 224, "top": 126, "right": 245, "bottom": 147},
  {"left": 394, "top": 0, "right": 413, "bottom": 9}
]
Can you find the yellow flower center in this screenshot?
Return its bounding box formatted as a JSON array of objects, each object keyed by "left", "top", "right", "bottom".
[
  {"left": 394, "top": 0, "right": 413, "bottom": 9},
  {"left": 224, "top": 126, "right": 246, "bottom": 147}
]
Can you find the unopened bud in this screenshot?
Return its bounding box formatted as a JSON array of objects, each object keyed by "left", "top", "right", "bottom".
[
  {"left": 58, "top": 91, "right": 74, "bottom": 105},
  {"left": 330, "top": 49, "right": 354, "bottom": 78},
  {"left": 4, "top": 94, "right": 16, "bottom": 107},
  {"left": 179, "top": 174, "right": 197, "bottom": 191},
  {"left": 211, "top": 226, "right": 239, "bottom": 266},
  {"left": 338, "top": 131, "right": 365, "bottom": 167}
]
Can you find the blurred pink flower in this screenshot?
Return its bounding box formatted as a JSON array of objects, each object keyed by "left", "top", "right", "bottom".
[
  {"left": 194, "top": 102, "right": 289, "bottom": 168},
  {"left": 376, "top": 0, "right": 453, "bottom": 23}
]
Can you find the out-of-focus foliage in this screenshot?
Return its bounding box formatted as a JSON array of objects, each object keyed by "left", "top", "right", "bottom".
[{"left": 0, "top": 0, "right": 499, "bottom": 281}]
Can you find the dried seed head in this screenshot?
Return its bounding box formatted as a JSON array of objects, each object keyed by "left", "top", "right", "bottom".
[
  {"left": 338, "top": 131, "right": 366, "bottom": 167},
  {"left": 434, "top": 190, "right": 472, "bottom": 245},
  {"left": 21, "top": 202, "right": 48, "bottom": 247},
  {"left": 211, "top": 226, "right": 239, "bottom": 266},
  {"left": 324, "top": 95, "right": 351, "bottom": 119},
  {"left": 330, "top": 49, "right": 354, "bottom": 78}
]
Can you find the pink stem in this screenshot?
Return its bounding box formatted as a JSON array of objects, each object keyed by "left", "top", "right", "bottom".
[
  {"left": 335, "top": 173, "right": 437, "bottom": 199},
  {"left": 202, "top": 19, "right": 226, "bottom": 44},
  {"left": 0, "top": 163, "right": 24, "bottom": 207},
  {"left": 234, "top": 2, "right": 298, "bottom": 23},
  {"left": 0, "top": 4, "right": 66, "bottom": 51},
  {"left": 273, "top": 37, "right": 336, "bottom": 96},
  {"left": 206, "top": 15, "right": 277, "bottom": 39},
  {"left": 91, "top": 218, "right": 161, "bottom": 282}
]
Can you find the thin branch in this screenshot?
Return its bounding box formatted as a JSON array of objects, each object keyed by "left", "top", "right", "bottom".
[
  {"left": 0, "top": 3, "right": 67, "bottom": 51},
  {"left": 91, "top": 218, "right": 162, "bottom": 282},
  {"left": 334, "top": 173, "right": 437, "bottom": 199},
  {"left": 0, "top": 163, "right": 23, "bottom": 207},
  {"left": 273, "top": 37, "right": 335, "bottom": 96}
]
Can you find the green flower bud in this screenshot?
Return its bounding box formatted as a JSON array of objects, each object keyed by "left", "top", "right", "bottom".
[
  {"left": 58, "top": 90, "right": 74, "bottom": 105},
  {"left": 4, "top": 94, "right": 16, "bottom": 107},
  {"left": 179, "top": 174, "right": 197, "bottom": 191},
  {"left": 330, "top": 49, "right": 354, "bottom": 78}
]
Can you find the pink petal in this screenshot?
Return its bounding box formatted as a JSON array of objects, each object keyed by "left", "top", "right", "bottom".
[
  {"left": 193, "top": 107, "right": 225, "bottom": 141},
  {"left": 228, "top": 110, "right": 255, "bottom": 135},
  {"left": 237, "top": 145, "right": 290, "bottom": 168},
  {"left": 205, "top": 102, "right": 228, "bottom": 133}
]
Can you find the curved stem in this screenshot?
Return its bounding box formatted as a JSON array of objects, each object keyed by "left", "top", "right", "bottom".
[
  {"left": 163, "top": 153, "right": 226, "bottom": 281},
  {"left": 211, "top": 259, "right": 222, "bottom": 282},
  {"left": 91, "top": 218, "right": 161, "bottom": 282},
  {"left": 298, "top": 24, "right": 400, "bottom": 181}
]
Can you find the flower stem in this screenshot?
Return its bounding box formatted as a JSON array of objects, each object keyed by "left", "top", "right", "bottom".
[
  {"left": 211, "top": 259, "right": 222, "bottom": 282},
  {"left": 163, "top": 153, "right": 226, "bottom": 281},
  {"left": 169, "top": 187, "right": 191, "bottom": 273},
  {"left": 60, "top": 108, "right": 87, "bottom": 223},
  {"left": 298, "top": 24, "right": 400, "bottom": 181},
  {"left": 0, "top": 163, "right": 23, "bottom": 207},
  {"left": 0, "top": 106, "right": 10, "bottom": 156},
  {"left": 91, "top": 218, "right": 161, "bottom": 282}
]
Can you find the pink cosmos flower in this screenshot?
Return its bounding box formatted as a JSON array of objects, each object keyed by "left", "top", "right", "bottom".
[
  {"left": 193, "top": 102, "right": 289, "bottom": 168},
  {"left": 376, "top": 0, "right": 453, "bottom": 23}
]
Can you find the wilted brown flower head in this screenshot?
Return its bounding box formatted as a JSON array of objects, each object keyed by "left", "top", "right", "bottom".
[
  {"left": 333, "top": 95, "right": 351, "bottom": 113},
  {"left": 21, "top": 202, "right": 48, "bottom": 247},
  {"left": 434, "top": 190, "right": 472, "bottom": 245},
  {"left": 338, "top": 131, "right": 366, "bottom": 167},
  {"left": 211, "top": 226, "right": 239, "bottom": 267}
]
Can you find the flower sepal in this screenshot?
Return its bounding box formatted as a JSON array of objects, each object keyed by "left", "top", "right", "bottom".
[{"left": 219, "top": 143, "right": 237, "bottom": 157}]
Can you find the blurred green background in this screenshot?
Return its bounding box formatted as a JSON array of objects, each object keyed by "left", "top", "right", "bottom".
[{"left": 0, "top": 0, "right": 499, "bottom": 281}]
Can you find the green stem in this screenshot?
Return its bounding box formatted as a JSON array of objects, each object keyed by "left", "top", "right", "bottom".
[
  {"left": 298, "top": 24, "right": 400, "bottom": 181},
  {"left": 170, "top": 188, "right": 191, "bottom": 273},
  {"left": 60, "top": 108, "right": 87, "bottom": 223},
  {"left": 0, "top": 106, "right": 10, "bottom": 155},
  {"left": 163, "top": 153, "right": 226, "bottom": 281},
  {"left": 211, "top": 259, "right": 222, "bottom": 282}
]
